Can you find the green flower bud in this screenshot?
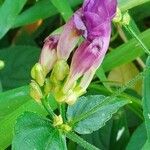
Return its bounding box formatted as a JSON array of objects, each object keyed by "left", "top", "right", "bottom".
[
  {"left": 55, "top": 90, "right": 66, "bottom": 103},
  {"left": 30, "top": 80, "right": 43, "bottom": 103},
  {"left": 65, "top": 92, "right": 77, "bottom": 105},
  {"left": 51, "top": 60, "right": 69, "bottom": 82},
  {"left": 122, "top": 12, "right": 130, "bottom": 25},
  {"left": 113, "top": 7, "right": 122, "bottom": 23},
  {"left": 60, "top": 124, "right": 72, "bottom": 132},
  {"left": 31, "top": 63, "right": 46, "bottom": 86},
  {"left": 44, "top": 78, "right": 52, "bottom": 95},
  {"left": 65, "top": 85, "right": 85, "bottom": 105},
  {"left": 74, "top": 85, "right": 86, "bottom": 97},
  {"left": 53, "top": 115, "right": 63, "bottom": 127},
  {"left": 0, "top": 60, "right": 5, "bottom": 70}
]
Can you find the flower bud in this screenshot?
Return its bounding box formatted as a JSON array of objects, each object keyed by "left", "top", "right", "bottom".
[
  {"left": 113, "top": 7, "right": 122, "bottom": 23},
  {"left": 79, "top": 67, "right": 95, "bottom": 91},
  {"left": 74, "top": 85, "right": 86, "bottom": 97},
  {"left": 53, "top": 115, "right": 63, "bottom": 127},
  {"left": 122, "top": 12, "right": 130, "bottom": 25},
  {"left": 65, "top": 85, "right": 85, "bottom": 105},
  {"left": 44, "top": 78, "right": 52, "bottom": 95},
  {"left": 54, "top": 90, "right": 66, "bottom": 103},
  {"left": 30, "top": 80, "right": 43, "bottom": 103},
  {"left": 39, "top": 35, "right": 59, "bottom": 74},
  {"left": 60, "top": 124, "right": 72, "bottom": 132},
  {"left": 65, "top": 90, "right": 77, "bottom": 105},
  {"left": 31, "top": 63, "right": 46, "bottom": 86},
  {"left": 51, "top": 60, "right": 69, "bottom": 82},
  {"left": 63, "top": 37, "right": 105, "bottom": 92}
]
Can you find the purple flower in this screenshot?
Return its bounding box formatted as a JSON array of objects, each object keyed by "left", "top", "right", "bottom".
[
  {"left": 74, "top": 0, "right": 117, "bottom": 40},
  {"left": 39, "top": 35, "right": 59, "bottom": 74},
  {"left": 64, "top": 0, "right": 117, "bottom": 92},
  {"left": 57, "top": 18, "right": 81, "bottom": 60}
]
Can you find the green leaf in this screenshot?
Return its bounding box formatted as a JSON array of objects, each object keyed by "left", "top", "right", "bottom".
[
  {"left": 0, "top": 0, "right": 27, "bottom": 39},
  {"left": 109, "top": 110, "right": 130, "bottom": 150},
  {"left": 77, "top": 120, "right": 113, "bottom": 150},
  {"left": 142, "top": 141, "right": 150, "bottom": 150},
  {"left": 0, "top": 86, "right": 57, "bottom": 149},
  {"left": 108, "top": 62, "right": 142, "bottom": 95},
  {"left": 0, "top": 46, "right": 40, "bottom": 90},
  {"left": 78, "top": 110, "right": 130, "bottom": 150},
  {"left": 12, "top": 112, "right": 67, "bottom": 150},
  {"left": 4, "top": 0, "right": 150, "bottom": 31},
  {"left": 67, "top": 95, "right": 129, "bottom": 134},
  {"left": 13, "top": 0, "right": 56, "bottom": 28},
  {"left": 50, "top": 0, "right": 73, "bottom": 21},
  {"left": 142, "top": 56, "right": 150, "bottom": 148},
  {"left": 96, "top": 67, "right": 112, "bottom": 92},
  {"left": 13, "top": 0, "right": 81, "bottom": 28},
  {"left": 126, "top": 123, "right": 147, "bottom": 150},
  {"left": 0, "top": 86, "right": 31, "bottom": 120},
  {"left": 118, "top": 0, "right": 150, "bottom": 11},
  {"left": 103, "top": 29, "right": 150, "bottom": 72}
]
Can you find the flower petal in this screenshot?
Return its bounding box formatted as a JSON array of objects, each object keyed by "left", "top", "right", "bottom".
[
  {"left": 74, "top": 0, "right": 117, "bottom": 40},
  {"left": 39, "top": 35, "right": 59, "bottom": 74},
  {"left": 57, "top": 18, "right": 81, "bottom": 60}
]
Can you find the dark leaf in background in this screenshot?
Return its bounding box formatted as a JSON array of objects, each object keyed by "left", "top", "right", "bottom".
[
  {"left": 126, "top": 123, "right": 147, "bottom": 150},
  {"left": 0, "top": 0, "right": 27, "bottom": 39},
  {"left": 77, "top": 121, "right": 113, "bottom": 150},
  {"left": 0, "top": 46, "right": 40, "bottom": 90},
  {"left": 142, "top": 56, "right": 150, "bottom": 149}
]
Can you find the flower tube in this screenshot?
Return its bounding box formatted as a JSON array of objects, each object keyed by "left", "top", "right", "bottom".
[
  {"left": 63, "top": 0, "right": 117, "bottom": 93},
  {"left": 39, "top": 35, "right": 59, "bottom": 74},
  {"left": 57, "top": 18, "right": 81, "bottom": 60}
]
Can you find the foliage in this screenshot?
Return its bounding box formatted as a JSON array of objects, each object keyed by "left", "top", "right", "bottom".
[{"left": 0, "top": 0, "right": 150, "bottom": 150}]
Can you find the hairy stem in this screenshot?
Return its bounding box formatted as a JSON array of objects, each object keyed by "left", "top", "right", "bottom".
[
  {"left": 66, "top": 132, "right": 100, "bottom": 150},
  {"left": 59, "top": 104, "right": 66, "bottom": 122},
  {"left": 124, "top": 25, "right": 150, "bottom": 55},
  {"left": 41, "top": 97, "right": 55, "bottom": 119}
]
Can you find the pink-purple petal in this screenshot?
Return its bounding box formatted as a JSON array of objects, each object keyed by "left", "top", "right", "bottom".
[
  {"left": 39, "top": 35, "right": 59, "bottom": 73},
  {"left": 57, "top": 18, "right": 81, "bottom": 60}
]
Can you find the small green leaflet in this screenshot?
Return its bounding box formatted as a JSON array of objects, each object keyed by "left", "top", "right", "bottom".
[
  {"left": 12, "top": 112, "right": 67, "bottom": 150},
  {"left": 67, "top": 95, "right": 130, "bottom": 134}
]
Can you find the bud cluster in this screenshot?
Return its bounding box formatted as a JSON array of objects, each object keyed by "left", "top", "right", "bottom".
[
  {"left": 30, "top": 59, "right": 84, "bottom": 105},
  {"left": 113, "top": 8, "right": 130, "bottom": 25},
  {"left": 30, "top": 33, "right": 85, "bottom": 105},
  {"left": 53, "top": 115, "right": 72, "bottom": 132}
]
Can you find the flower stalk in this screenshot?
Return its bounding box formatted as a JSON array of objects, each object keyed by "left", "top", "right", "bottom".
[
  {"left": 41, "top": 97, "right": 55, "bottom": 119},
  {"left": 66, "top": 132, "right": 100, "bottom": 150}
]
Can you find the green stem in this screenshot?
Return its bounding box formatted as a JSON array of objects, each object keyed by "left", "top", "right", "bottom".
[
  {"left": 66, "top": 132, "right": 100, "bottom": 150},
  {"left": 127, "top": 105, "right": 143, "bottom": 120},
  {"left": 124, "top": 25, "right": 150, "bottom": 55},
  {"left": 41, "top": 97, "right": 55, "bottom": 119},
  {"left": 59, "top": 104, "right": 66, "bottom": 122}
]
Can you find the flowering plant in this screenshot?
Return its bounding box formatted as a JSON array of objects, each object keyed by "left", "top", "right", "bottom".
[{"left": 0, "top": 0, "right": 147, "bottom": 149}]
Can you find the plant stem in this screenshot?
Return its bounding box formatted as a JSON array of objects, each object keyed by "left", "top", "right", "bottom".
[
  {"left": 59, "top": 104, "right": 66, "bottom": 122},
  {"left": 127, "top": 105, "right": 143, "bottom": 120},
  {"left": 124, "top": 25, "right": 150, "bottom": 55},
  {"left": 41, "top": 97, "right": 55, "bottom": 119},
  {"left": 66, "top": 132, "right": 100, "bottom": 150}
]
